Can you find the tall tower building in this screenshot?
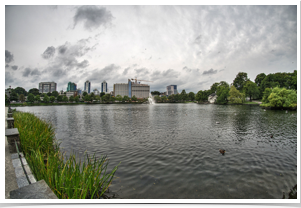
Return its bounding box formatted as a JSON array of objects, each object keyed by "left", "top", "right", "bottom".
[
  {"left": 101, "top": 80, "right": 108, "bottom": 93},
  {"left": 84, "top": 80, "right": 91, "bottom": 94},
  {"left": 67, "top": 82, "right": 77, "bottom": 92}
]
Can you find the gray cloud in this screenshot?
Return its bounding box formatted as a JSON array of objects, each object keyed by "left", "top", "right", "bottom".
[
  {"left": 5, "top": 50, "right": 14, "bottom": 63},
  {"left": 5, "top": 64, "right": 9, "bottom": 68},
  {"left": 135, "top": 68, "right": 149, "bottom": 75},
  {"left": 73, "top": 6, "right": 114, "bottom": 31},
  {"left": 88, "top": 64, "right": 120, "bottom": 81},
  {"left": 202, "top": 68, "right": 217, "bottom": 75},
  {"left": 42, "top": 46, "right": 56, "bottom": 59},
  {"left": 77, "top": 60, "right": 89, "bottom": 68},
  {"left": 11, "top": 65, "right": 18, "bottom": 70},
  {"left": 123, "top": 67, "right": 130, "bottom": 75},
  {"left": 22, "top": 68, "right": 41, "bottom": 77},
  {"left": 58, "top": 44, "right": 67, "bottom": 54},
  {"left": 23, "top": 68, "right": 31, "bottom": 77}
]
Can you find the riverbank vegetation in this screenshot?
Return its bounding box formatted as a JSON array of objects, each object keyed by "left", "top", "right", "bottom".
[
  {"left": 260, "top": 87, "right": 297, "bottom": 108},
  {"left": 13, "top": 111, "right": 119, "bottom": 199}
]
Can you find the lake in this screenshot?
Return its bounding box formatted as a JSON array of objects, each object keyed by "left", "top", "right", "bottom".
[{"left": 15, "top": 103, "right": 297, "bottom": 199}]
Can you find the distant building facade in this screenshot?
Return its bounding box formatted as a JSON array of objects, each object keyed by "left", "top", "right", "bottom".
[
  {"left": 114, "top": 79, "right": 150, "bottom": 98},
  {"left": 67, "top": 82, "right": 77, "bottom": 92},
  {"left": 93, "top": 88, "right": 100, "bottom": 95},
  {"left": 66, "top": 91, "right": 77, "bottom": 99},
  {"left": 166, "top": 85, "right": 178, "bottom": 96},
  {"left": 84, "top": 80, "right": 91, "bottom": 94},
  {"left": 101, "top": 80, "right": 108, "bottom": 93},
  {"left": 39, "top": 82, "right": 57, "bottom": 93},
  {"left": 77, "top": 88, "right": 82, "bottom": 96}
]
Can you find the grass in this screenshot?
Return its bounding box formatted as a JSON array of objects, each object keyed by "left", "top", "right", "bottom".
[{"left": 13, "top": 111, "right": 119, "bottom": 199}]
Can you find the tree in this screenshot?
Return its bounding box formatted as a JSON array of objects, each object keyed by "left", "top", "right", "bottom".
[
  {"left": 69, "top": 96, "right": 74, "bottom": 102},
  {"left": 216, "top": 85, "right": 230, "bottom": 104},
  {"left": 50, "top": 96, "right": 55, "bottom": 103},
  {"left": 122, "top": 95, "right": 130, "bottom": 102},
  {"left": 102, "top": 94, "right": 111, "bottom": 102},
  {"left": 90, "top": 93, "right": 95, "bottom": 100},
  {"left": 52, "top": 91, "right": 59, "bottom": 97},
  {"left": 14, "top": 87, "right": 28, "bottom": 96},
  {"left": 115, "top": 95, "right": 122, "bottom": 102},
  {"left": 195, "top": 90, "right": 210, "bottom": 102},
  {"left": 261, "top": 88, "right": 272, "bottom": 104},
  {"left": 255, "top": 73, "right": 266, "bottom": 87},
  {"left": 83, "top": 92, "right": 88, "bottom": 97},
  {"left": 168, "top": 94, "right": 175, "bottom": 102},
  {"left": 261, "top": 87, "right": 297, "bottom": 108},
  {"left": 43, "top": 94, "right": 50, "bottom": 103},
  {"left": 28, "top": 88, "right": 40, "bottom": 96},
  {"left": 19, "top": 94, "right": 25, "bottom": 102},
  {"left": 5, "top": 94, "right": 9, "bottom": 104},
  {"left": 35, "top": 95, "right": 41, "bottom": 102},
  {"left": 63, "top": 96, "right": 68, "bottom": 102},
  {"left": 161, "top": 96, "right": 167, "bottom": 102},
  {"left": 27, "top": 93, "right": 35, "bottom": 103},
  {"left": 57, "top": 95, "right": 63, "bottom": 102},
  {"left": 188, "top": 92, "right": 195, "bottom": 101},
  {"left": 174, "top": 94, "right": 180, "bottom": 102},
  {"left": 228, "top": 86, "right": 245, "bottom": 104},
  {"left": 243, "top": 81, "right": 260, "bottom": 101},
  {"left": 100, "top": 92, "right": 105, "bottom": 98},
  {"left": 75, "top": 96, "right": 79, "bottom": 103},
  {"left": 47, "top": 92, "right": 52, "bottom": 97},
  {"left": 154, "top": 95, "right": 161, "bottom": 102},
  {"left": 40, "top": 93, "right": 45, "bottom": 97},
  {"left": 131, "top": 95, "right": 138, "bottom": 102},
  {"left": 10, "top": 91, "right": 19, "bottom": 101},
  {"left": 232, "top": 72, "right": 249, "bottom": 92},
  {"left": 95, "top": 95, "right": 101, "bottom": 102},
  {"left": 180, "top": 90, "right": 188, "bottom": 101},
  {"left": 109, "top": 96, "right": 115, "bottom": 102},
  {"left": 210, "top": 82, "right": 220, "bottom": 94},
  {"left": 151, "top": 91, "right": 160, "bottom": 96}
]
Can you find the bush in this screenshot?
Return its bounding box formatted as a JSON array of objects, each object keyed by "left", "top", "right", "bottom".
[{"left": 260, "top": 87, "right": 297, "bottom": 108}]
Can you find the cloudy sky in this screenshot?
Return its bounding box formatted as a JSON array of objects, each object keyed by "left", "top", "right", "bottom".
[{"left": 5, "top": 4, "right": 297, "bottom": 93}]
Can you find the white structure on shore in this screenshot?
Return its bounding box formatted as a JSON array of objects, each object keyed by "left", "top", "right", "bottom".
[{"left": 114, "top": 79, "right": 150, "bottom": 98}]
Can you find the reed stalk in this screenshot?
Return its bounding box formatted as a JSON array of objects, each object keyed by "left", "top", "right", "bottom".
[{"left": 13, "top": 111, "right": 119, "bottom": 199}]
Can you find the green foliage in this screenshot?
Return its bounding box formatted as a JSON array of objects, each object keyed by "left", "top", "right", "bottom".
[
  {"left": 131, "top": 95, "right": 137, "bottom": 102},
  {"left": 63, "top": 96, "right": 68, "bottom": 102},
  {"left": 216, "top": 85, "right": 230, "bottom": 104},
  {"left": 14, "top": 87, "right": 28, "bottom": 96},
  {"left": 28, "top": 88, "right": 40, "bottom": 96},
  {"left": 10, "top": 91, "right": 19, "bottom": 101},
  {"left": 27, "top": 93, "right": 35, "bottom": 103},
  {"left": 47, "top": 92, "right": 52, "bottom": 97},
  {"left": 243, "top": 80, "right": 260, "bottom": 101},
  {"left": 228, "top": 85, "right": 245, "bottom": 104},
  {"left": 232, "top": 72, "right": 249, "bottom": 92},
  {"left": 52, "top": 91, "right": 59, "bottom": 97},
  {"left": 100, "top": 92, "right": 105, "bottom": 97},
  {"left": 83, "top": 92, "right": 88, "bottom": 97},
  {"left": 102, "top": 94, "right": 111, "bottom": 102},
  {"left": 168, "top": 94, "right": 175, "bottom": 102},
  {"left": 35, "top": 95, "right": 41, "bottom": 102},
  {"left": 195, "top": 90, "right": 211, "bottom": 102},
  {"left": 69, "top": 96, "right": 74, "bottom": 102},
  {"left": 210, "top": 82, "right": 219, "bottom": 94},
  {"left": 255, "top": 73, "right": 266, "bottom": 87},
  {"left": 151, "top": 91, "right": 160, "bottom": 96},
  {"left": 19, "top": 94, "right": 25, "bottom": 102},
  {"left": 13, "top": 111, "right": 119, "bottom": 199},
  {"left": 122, "top": 95, "right": 130, "bottom": 102},
  {"left": 260, "top": 87, "right": 297, "bottom": 108},
  {"left": 261, "top": 88, "right": 272, "bottom": 103},
  {"left": 50, "top": 96, "right": 55, "bottom": 103},
  {"left": 115, "top": 95, "right": 122, "bottom": 102},
  {"left": 154, "top": 95, "right": 161, "bottom": 102},
  {"left": 57, "top": 95, "right": 63, "bottom": 102},
  {"left": 161, "top": 95, "right": 167, "bottom": 102},
  {"left": 174, "top": 94, "right": 180, "bottom": 101},
  {"left": 74, "top": 96, "right": 79, "bottom": 103},
  {"left": 40, "top": 93, "right": 45, "bottom": 97},
  {"left": 180, "top": 90, "right": 188, "bottom": 101},
  {"left": 109, "top": 96, "right": 115, "bottom": 102},
  {"left": 43, "top": 95, "right": 50, "bottom": 103},
  {"left": 188, "top": 92, "right": 195, "bottom": 101}
]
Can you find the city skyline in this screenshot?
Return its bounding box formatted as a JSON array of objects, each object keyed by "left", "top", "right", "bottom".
[{"left": 5, "top": 4, "right": 297, "bottom": 93}]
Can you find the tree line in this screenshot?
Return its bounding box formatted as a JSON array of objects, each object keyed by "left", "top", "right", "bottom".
[{"left": 150, "top": 70, "right": 297, "bottom": 107}]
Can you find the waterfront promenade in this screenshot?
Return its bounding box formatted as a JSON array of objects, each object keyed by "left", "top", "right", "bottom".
[{"left": 5, "top": 107, "right": 18, "bottom": 198}]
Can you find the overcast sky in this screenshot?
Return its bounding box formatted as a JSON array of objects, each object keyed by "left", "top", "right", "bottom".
[{"left": 5, "top": 4, "right": 297, "bottom": 93}]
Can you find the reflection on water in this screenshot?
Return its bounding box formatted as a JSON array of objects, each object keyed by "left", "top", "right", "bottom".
[{"left": 16, "top": 104, "right": 297, "bottom": 199}]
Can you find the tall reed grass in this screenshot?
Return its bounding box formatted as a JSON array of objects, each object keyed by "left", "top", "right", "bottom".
[{"left": 13, "top": 111, "right": 119, "bottom": 199}]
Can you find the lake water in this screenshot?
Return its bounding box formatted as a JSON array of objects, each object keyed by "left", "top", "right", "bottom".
[{"left": 15, "top": 103, "right": 297, "bottom": 199}]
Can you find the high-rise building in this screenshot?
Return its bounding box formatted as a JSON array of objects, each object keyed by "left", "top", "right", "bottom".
[
  {"left": 84, "top": 80, "right": 91, "bottom": 94},
  {"left": 67, "top": 82, "right": 77, "bottom": 92},
  {"left": 77, "top": 88, "right": 82, "bottom": 96},
  {"left": 39, "top": 82, "right": 57, "bottom": 93},
  {"left": 166, "top": 85, "right": 178, "bottom": 96},
  {"left": 101, "top": 80, "right": 108, "bottom": 93},
  {"left": 114, "top": 79, "right": 150, "bottom": 98}
]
